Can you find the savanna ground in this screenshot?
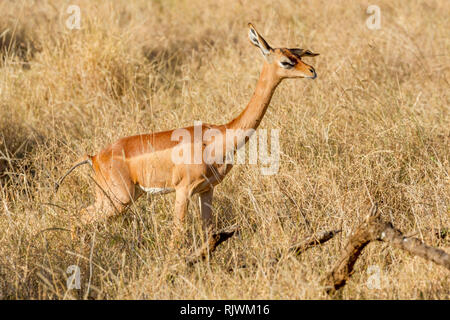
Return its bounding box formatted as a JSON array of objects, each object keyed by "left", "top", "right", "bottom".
[{"left": 0, "top": 0, "right": 449, "bottom": 299}]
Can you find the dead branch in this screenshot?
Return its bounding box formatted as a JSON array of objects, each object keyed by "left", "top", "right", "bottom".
[
  {"left": 290, "top": 229, "right": 342, "bottom": 256},
  {"left": 186, "top": 224, "right": 239, "bottom": 266},
  {"left": 226, "top": 229, "right": 341, "bottom": 272},
  {"left": 323, "top": 204, "right": 450, "bottom": 294}
]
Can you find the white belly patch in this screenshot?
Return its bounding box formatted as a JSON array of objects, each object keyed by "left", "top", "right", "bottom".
[{"left": 139, "top": 186, "right": 174, "bottom": 195}]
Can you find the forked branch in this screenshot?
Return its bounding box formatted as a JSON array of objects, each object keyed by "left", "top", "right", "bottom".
[{"left": 323, "top": 204, "right": 450, "bottom": 294}]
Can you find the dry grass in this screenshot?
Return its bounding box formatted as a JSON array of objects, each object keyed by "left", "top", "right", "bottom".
[{"left": 0, "top": 0, "right": 449, "bottom": 299}]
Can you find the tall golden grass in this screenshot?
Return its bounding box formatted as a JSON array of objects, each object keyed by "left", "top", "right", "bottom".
[{"left": 0, "top": 0, "right": 448, "bottom": 299}]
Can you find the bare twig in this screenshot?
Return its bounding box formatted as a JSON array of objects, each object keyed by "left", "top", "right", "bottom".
[
  {"left": 323, "top": 204, "right": 450, "bottom": 294},
  {"left": 290, "top": 229, "right": 342, "bottom": 256},
  {"left": 186, "top": 224, "right": 239, "bottom": 266},
  {"left": 226, "top": 228, "right": 341, "bottom": 272}
]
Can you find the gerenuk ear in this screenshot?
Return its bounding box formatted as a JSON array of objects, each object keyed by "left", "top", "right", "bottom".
[
  {"left": 248, "top": 23, "right": 272, "bottom": 58},
  {"left": 290, "top": 48, "right": 320, "bottom": 58}
]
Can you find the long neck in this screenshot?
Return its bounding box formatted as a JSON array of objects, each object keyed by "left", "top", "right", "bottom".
[
  {"left": 225, "top": 62, "right": 281, "bottom": 150},
  {"left": 227, "top": 62, "right": 280, "bottom": 131}
]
